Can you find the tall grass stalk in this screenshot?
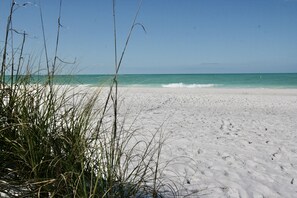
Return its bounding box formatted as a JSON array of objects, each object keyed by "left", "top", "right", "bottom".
[
  {"left": 0, "top": 0, "right": 171, "bottom": 197},
  {"left": 1, "top": 0, "right": 14, "bottom": 88}
]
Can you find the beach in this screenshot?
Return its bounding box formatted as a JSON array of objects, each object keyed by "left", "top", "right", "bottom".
[{"left": 116, "top": 87, "right": 297, "bottom": 197}]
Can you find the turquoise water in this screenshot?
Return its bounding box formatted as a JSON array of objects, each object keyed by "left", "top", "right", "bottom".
[{"left": 25, "top": 73, "right": 297, "bottom": 88}]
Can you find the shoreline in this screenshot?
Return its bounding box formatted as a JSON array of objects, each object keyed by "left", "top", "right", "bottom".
[{"left": 13, "top": 73, "right": 297, "bottom": 89}]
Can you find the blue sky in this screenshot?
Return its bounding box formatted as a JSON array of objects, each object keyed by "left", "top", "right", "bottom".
[{"left": 1, "top": 0, "right": 297, "bottom": 74}]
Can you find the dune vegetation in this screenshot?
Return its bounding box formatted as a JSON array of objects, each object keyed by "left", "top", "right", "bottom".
[{"left": 0, "top": 0, "right": 170, "bottom": 197}]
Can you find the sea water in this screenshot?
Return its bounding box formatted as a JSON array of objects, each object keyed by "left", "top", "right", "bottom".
[{"left": 26, "top": 73, "right": 297, "bottom": 88}]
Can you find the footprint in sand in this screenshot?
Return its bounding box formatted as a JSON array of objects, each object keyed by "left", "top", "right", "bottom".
[
  {"left": 197, "top": 148, "right": 203, "bottom": 155},
  {"left": 220, "top": 120, "right": 230, "bottom": 131}
]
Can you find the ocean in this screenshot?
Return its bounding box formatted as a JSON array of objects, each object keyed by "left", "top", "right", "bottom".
[{"left": 28, "top": 73, "right": 297, "bottom": 88}]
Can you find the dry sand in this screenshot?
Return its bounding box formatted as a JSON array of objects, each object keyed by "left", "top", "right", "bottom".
[{"left": 117, "top": 87, "right": 297, "bottom": 197}]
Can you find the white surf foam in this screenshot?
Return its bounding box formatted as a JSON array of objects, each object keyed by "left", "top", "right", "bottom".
[{"left": 161, "top": 83, "right": 216, "bottom": 88}]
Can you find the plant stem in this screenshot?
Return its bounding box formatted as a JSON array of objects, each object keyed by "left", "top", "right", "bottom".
[{"left": 1, "top": 0, "right": 15, "bottom": 88}]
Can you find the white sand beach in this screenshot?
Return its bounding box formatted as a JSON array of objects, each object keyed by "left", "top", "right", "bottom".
[{"left": 116, "top": 87, "right": 297, "bottom": 197}]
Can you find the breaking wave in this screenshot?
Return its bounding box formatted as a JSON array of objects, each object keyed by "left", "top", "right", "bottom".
[{"left": 161, "top": 83, "right": 216, "bottom": 88}]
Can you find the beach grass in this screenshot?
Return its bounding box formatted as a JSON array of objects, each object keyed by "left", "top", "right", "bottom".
[{"left": 0, "top": 0, "right": 170, "bottom": 197}]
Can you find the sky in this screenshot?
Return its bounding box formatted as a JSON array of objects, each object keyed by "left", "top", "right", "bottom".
[{"left": 0, "top": 0, "right": 297, "bottom": 74}]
